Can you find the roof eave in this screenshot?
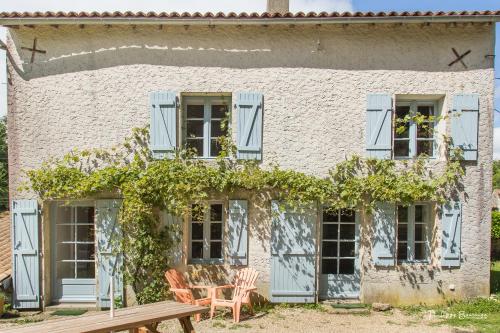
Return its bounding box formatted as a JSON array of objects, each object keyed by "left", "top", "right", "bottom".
[{"left": 0, "top": 15, "right": 499, "bottom": 26}]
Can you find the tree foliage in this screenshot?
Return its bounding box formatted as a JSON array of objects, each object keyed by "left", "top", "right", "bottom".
[
  {"left": 22, "top": 126, "right": 464, "bottom": 304},
  {"left": 0, "top": 117, "right": 8, "bottom": 211}
]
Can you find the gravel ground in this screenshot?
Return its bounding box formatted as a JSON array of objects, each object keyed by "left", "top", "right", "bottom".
[{"left": 0, "top": 306, "right": 456, "bottom": 333}]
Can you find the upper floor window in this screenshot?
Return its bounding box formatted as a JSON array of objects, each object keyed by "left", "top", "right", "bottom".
[
  {"left": 184, "top": 96, "right": 230, "bottom": 158},
  {"left": 189, "top": 203, "right": 224, "bottom": 264},
  {"left": 394, "top": 101, "right": 437, "bottom": 159},
  {"left": 397, "top": 204, "right": 431, "bottom": 262}
]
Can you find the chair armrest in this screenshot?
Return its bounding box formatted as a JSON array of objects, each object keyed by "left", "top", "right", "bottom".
[
  {"left": 170, "top": 288, "right": 192, "bottom": 294},
  {"left": 189, "top": 285, "right": 213, "bottom": 290},
  {"left": 212, "top": 284, "right": 235, "bottom": 290}
]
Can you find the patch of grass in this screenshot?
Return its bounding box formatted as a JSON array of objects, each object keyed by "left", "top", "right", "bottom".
[
  {"left": 11, "top": 317, "right": 44, "bottom": 325},
  {"left": 252, "top": 302, "right": 276, "bottom": 314},
  {"left": 51, "top": 309, "right": 88, "bottom": 316},
  {"left": 491, "top": 261, "right": 500, "bottom": 295},
  {"left": 212, "top": 320, "right": 226, "bottom": 328},
  {"left": 229, "top": 323, "right": 252, "bottom": 330}
]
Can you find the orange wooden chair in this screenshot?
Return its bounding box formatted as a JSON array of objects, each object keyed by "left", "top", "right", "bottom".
[
  {"left": 165, "top": 268, "right": 213, "bottom": 322},
  {"left": 209, "top": 268, "right": 259, "bottom": 323}
]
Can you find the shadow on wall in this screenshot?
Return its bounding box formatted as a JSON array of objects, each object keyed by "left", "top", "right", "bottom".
[{"left": 8, "top": 23, "right": 493, "bottom": 80}]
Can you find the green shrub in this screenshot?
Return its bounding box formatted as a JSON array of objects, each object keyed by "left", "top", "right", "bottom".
[{"left": 492, "top": 211, "right": 500, "bottom": 239}]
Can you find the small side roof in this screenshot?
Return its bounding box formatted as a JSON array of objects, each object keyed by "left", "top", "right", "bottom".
[{"left": 0, "top": 10, "right": 499, "bottom": 26}]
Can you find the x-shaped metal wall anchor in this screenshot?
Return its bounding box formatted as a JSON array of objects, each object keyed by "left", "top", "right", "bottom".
[{"left": 448, "top": 48, "right": 471, "bottom": 69}]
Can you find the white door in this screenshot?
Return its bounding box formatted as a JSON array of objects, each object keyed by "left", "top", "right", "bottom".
[
  {"left": 52, "top": 202, "right": 96, "bottom": 302},
  {"left": 319, "top": 208, "right": 360, "bottom": 299}
]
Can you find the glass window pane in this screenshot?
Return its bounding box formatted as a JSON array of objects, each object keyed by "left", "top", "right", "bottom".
[
  {"left": 186, "top": 139, "right": 203, "bottom": 156},
  {"left": 187, "top": 120, "right": 204, "bottom": 138},
  {"left": 340, "top": 209, "right": 355, "bottom": 222},
  {"left": 77, "top": 262, "right": 95, "bottom": 279},
  {"left": 417, "top": 123, "right": 434, "bottom": 138},
  {"left": 76, "top": 207, "right": 94, "bottom": 224},
  {"left": 414, "top": 243, "right": 426, "bottom": 261},
  {"left": 398, "top": 206, "right": 408, "bottom": 223},
  {"left": 210, "top": 139, "right": 222, "bottom": 157},
  {"left": 322, "top": 209, "right": 338, "bottom": 222},
  {"left": 57, "top": 243, "right": 75, "bottom": 261},
  {"left": 210, "top": 204, "right": 223, "bottom": 221},
  {"left": 187, "top": 105, "right": 204, "bottom": 118},
  {"left": 339, "top": 242, "right": 355, "bottom": 257},
  {"left": 77, "top": 244, "right": 95, "bottom": 261},
  {"left": 77, "top": 225, "right": 94, "bottom": 242},
  {"left": 394, "top": 140, "right": 410, "bottom": 157},
  {"left": 339, "top": 259, "right": 355, "bottom": 274},
  {"left": 339, "top": 224, "right": 355, "bottom": 240},
  {"left": 191, "top": 205, "right": 204, "bottom": 222},
  {"left": 397, "top": 242, "right": 407, "bottom": 261},
  {"left": 395, "top": 125, "right": 410, "bottom": 139},
  {"left": 210, "top": 242, "right": 222, "bottom": 259},
  {"left": 415, "top": 205, "right": 424, "bottom": 222},
  {"left": 322, "top": 241, "right": 338, "bottom": 257},
  {"left": 417, "top": 140, "right": 433, "bottom": 156},
  {"left": 417, "top": 105, "right": 433, "bottom": 117},
  {"left": 396, "top": 106, "right": 410, "bottom": 118},
  {"left": 191, "top": 222, "right": 204, "bottom": 240},
  {"left": 322, "top": 224, "right": 338, "bottom": 240},
  {"left": 211, "top": 120, "right": 224, "bottom": 138},
  {"left": 57, "top": 225, "right": 75, "bottom": 242},
  {"left": 210, "top": 223, "right": 222, "bottom": 240},
  {"left": 57, "top": 206, "right": 72, "bottom": 224},
  {"left": 211, "top": 104, "right": 228, "bottom": 119},
  {"left": 191, "top": 242, "right": 203, "bottom": 259},
  {"left": 398, "top": 223, "right": 408, "bottom": 241},
  {"left": 322, "top": 259, "right": 337, "bottom": 274},
  {"left": 415, "top": 224, "right": 425, "bottom": 242},
  {"left": 57, "top": 261, "right": 75, "bottom": 279}
]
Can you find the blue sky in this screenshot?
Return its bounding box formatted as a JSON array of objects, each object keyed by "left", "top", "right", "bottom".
[{"left": 0, "top": 0, "right": 499, "bottom": 155}]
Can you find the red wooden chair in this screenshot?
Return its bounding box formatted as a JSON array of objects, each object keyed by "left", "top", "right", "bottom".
[
  {"left": 209, "top": 268, "right": 259, "bottom": 323},
  {"left": 165, "top": 268, "right": 213, "bottom": 322}
]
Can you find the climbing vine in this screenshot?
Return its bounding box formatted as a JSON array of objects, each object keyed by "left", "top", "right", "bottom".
[{"left": 22, "top": 118, "right": 464, "bottom": 304}]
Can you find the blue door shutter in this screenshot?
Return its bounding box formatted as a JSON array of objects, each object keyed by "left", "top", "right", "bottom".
[
  {"left": 11, "top": 200, "right": 40, "bottom": 309},
  {"left": 451, "top": 94, "right": 479, "bottom": 160},
  {"left": 372, "top": 202, "right": 396, "bottom": 267},
  {"left": 236, "top": 92, "right": 263, "bottom": 160},
  {"left": 96, "top": 199, "right": 123, "bottom": 308},
  {"left": 366, "top": 94, "right": 393, "bottom": 159},
  {"left": 150, "top": 91, "right": 177, "bottom": 159},
  {"left": 165, "top": 212, "right": 183, "bottom": 266},
  {"left": 270, "top": 201, "right": 316, "bottom": 303},
  {"left": 441, "top": 201, "right": 462, "bottom": 267},
  {"left": 228, "top": 200, "right": 248, "bottom": 266}
]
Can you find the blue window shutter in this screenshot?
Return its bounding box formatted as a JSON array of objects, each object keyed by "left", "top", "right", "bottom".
[
  {"left": 96, "top": 199, "right": 123, "bottom": 308},
  {"left": 441, "top": 201, "right": 462, "bottom": 267},
  {"left": 165, "top": 212, "right": 183, "bottom": 266},
  {"left": 228, "top": 200, "right": 248, "bottom": 266},
  {"left": 451, "top": 94, "right": 479, "bottom": 160},
  {"left": 236, "top": 92, "right": 263, "bottom": 160},
  {"left": 366, "top": 94, "right": 393, "bottom": 159},
  {"left": 11, "top": 199, "right": 40, "bottom": 309},
  {"left": 150, "top": 91, "right": 177, "bottom": 159},
  {"left": 372, "top": 202, "right": 396, "bottom": 266}
]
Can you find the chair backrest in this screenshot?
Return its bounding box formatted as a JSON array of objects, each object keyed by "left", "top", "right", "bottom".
[
  {"left": 233, "top": 268, "right": 259, "bottom": 301},
  {"left": 165, "top": 268, "right": 189, "bottom": 289},
  {"left": 165, "top": 268, "right": 194, "bottom": 304}
]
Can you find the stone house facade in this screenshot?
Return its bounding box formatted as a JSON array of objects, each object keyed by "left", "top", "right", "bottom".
[{"left": 2, "top": 4, "right": 498, "bottom": 309}]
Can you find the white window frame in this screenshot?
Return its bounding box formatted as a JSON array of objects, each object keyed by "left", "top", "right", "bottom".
[
  {"left": 394, "top": 100, "right": 438, "bottom": 159},
  {"left": 188, "top": 202, "right": 225, "bottom": 264},
  {"left": 183, "top": 96, "right": 231, "bottom": 158},
  {"left": 396, "top": 204, "right": 432, "bottom": 263}
]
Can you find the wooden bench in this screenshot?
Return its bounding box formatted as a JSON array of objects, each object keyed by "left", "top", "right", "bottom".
[{"left": 0, "top": 301, "right": 208, "bottom": 333}]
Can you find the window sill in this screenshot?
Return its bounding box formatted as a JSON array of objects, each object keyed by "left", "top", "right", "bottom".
[
  {"left": 188, "top": 259, "right": 224, "bottom": 265},
  {"left": 397, "top": 260, "right": 430, "bottom": 265},
  {"left": 393, "top": 156, "right": 437, "bottom": 160}
]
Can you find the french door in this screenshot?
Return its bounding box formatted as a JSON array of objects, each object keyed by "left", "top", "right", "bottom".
[{"left": 52, "top": 202, "right": 96, "bottom": 302}]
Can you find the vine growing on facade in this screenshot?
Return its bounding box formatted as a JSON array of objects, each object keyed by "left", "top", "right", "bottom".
[{"left": 22, "top": 120, "right": 464, "bottom": 304}]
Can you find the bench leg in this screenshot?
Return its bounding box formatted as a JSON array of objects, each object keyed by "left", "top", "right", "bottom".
[{"left": 178, "top": 316, "right": 195, "bottom": 333}]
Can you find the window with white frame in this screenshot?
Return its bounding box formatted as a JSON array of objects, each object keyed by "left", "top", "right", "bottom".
[
  {"left": 189, "top": 203, "right": 224, "bottom": 263},
  {"left": 397, "top": 204, "right": 431, "bottom": 262},
  {"left": 394, "top": 101, "right": 437, "bottom": 158},
  {"left": 184, "top": 96, "right": 230, "bottom": 158}
]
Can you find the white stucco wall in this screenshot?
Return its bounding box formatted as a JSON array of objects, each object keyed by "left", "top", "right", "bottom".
[{"left": 6, "top": 23, "right": 494, "bottom": 304}]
